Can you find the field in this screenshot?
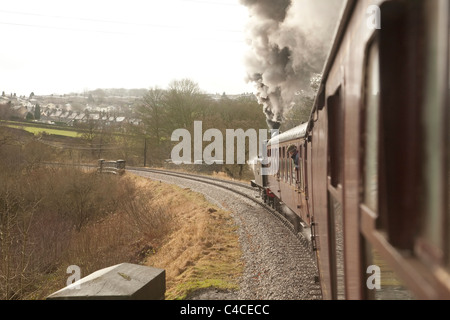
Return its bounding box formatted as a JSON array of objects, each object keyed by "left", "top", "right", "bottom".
[{"left": 2, "top": 121, "right": 81, "bottom": 138}]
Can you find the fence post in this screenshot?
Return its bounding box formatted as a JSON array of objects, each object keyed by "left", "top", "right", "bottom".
[
  {"left": 98, "top": 159, "right": 105, "bottom": 173},
  {"left": 116, "top": 160, "right": 126, "bottom": 170}
]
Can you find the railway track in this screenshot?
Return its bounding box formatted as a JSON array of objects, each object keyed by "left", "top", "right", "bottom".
[
  {"left": 128, "top": 167, "right": 313, "bottom": 250},
  {"left": 129, "top": 167, "right": 322, "bottom": 300},
  {"left": 43, "top": 162, "right": 312, "bottom": 249},
  {"left": 43, "top": 162, "right": 321, "bottom": 299}
]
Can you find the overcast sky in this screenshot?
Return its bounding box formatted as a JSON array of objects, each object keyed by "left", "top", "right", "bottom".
[{"left": 0, "top": 0, "right": 253, "bottom": 96}]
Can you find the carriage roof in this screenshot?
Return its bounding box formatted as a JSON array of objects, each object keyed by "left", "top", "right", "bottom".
[{"left": 267, "top": 122, "right": 309, "bottom": 147}]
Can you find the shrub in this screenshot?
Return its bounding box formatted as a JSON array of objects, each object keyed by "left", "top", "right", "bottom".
[{"left": 0, "top": 165, "right": 174, "bottom": 299}]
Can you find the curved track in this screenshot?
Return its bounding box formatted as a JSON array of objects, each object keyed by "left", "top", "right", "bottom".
[
  {"left": 128, "top": 167, "right": 312, "bottom": 248},
  {"left": 128, "top": 166, "right": 321, "bottom": 300},
  {"left": 44, "top": 163, "right": 321, "bottom": 299}
]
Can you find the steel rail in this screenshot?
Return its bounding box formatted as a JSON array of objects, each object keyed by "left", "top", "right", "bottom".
[{"left": 128, "top": 167, "right": 312, "bottom": 249}]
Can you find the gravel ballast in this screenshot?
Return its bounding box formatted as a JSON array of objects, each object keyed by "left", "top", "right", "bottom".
[{"left": 130, "top": 169, "right": 322, "bottom": 300}]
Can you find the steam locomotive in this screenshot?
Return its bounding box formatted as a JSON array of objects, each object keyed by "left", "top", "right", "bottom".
[{"left": 251, "top": 0, "right": 450, "bottom": 300}]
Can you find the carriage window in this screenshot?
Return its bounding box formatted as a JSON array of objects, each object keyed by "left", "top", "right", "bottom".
[
  {"left": 298, "top": 146, "right": 304, "bottom": 190},
  {"left": 290, "top": 147, "right": 295, "bottom": 185},
  {"left": 288, "top": 147, "right": 292, "bottom": 183},
  {"left": 327, "top": 86, "right": 345, "bottom": 299},
  {"left": 328, "top": 88, "right": 343, "bottom": 188},
  {"left": 363, "top": 240, "right": 415, "bottom": 300},
  {"left": 291, "top": 147, "right": 295, "bottom": 185},
  {"left": 289, "top": 147, "right": 293, "bottom": 184},
  {"left": 363, "top": 44, "right": 380, "bottom": 213},
  {"left": 420, "top": 1, "right": 450, "bottom": 267},
  {"left": 361, "top": 40, "right": 414, "bottom": 300},
  {"left": 280, "top": 147, "right": 284, "bottom": 180}
]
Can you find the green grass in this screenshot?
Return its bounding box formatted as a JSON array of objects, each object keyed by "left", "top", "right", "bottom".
[
  {"left": 4, "top": 124, "right": 81, "bottom": 138},
  {"left": 171, "top": 277, "right": 239, "bottom": 300}
]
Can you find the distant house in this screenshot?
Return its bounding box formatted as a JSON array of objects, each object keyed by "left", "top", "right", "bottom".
[
  {"left": 75, "top": 113, "right": 86, "bottom": 121},
  {"left": 23, "top": 101, "right": 33, "bottom": 109},
  {"left": 40, "top": 108, "right": 52, "bottom": 120},
  {"left": 60, "top": 111, "right": 70, "bottom": 119},
  {"left": 66, "top": 112, "right": 78, "bottom": 126},
  {"left": 13, "top": 106, "right": 29, "bottom": 119},
  {"left": 89, "top": 113, "right": 100, "bottom": 121},
  {"left": 128, "top": 119, "right": 142, "bottom": 126},
  {"left": 50, "top": 110, "right": 63, "bottom": 121}
]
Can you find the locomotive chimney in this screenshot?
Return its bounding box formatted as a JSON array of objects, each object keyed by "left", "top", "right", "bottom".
[
  {"left": 266, "top": 119, "right": 281, "bottom": 139},
  {"left": 266, "top": 119, "right": 281, "bottom": 131}
]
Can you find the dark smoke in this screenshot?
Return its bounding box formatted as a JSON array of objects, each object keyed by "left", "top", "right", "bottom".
[
  {"left": 266, "top": 119, "right": 281, "bottom": 131},
  {"left": 241, "top": 0, "right": 345, "bottom": 125}
]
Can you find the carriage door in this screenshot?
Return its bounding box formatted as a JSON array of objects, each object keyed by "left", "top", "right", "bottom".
[{"left": 327, "top": 86, "right": 346, "bottom": 300}]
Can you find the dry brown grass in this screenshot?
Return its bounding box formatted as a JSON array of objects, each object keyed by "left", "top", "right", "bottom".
[
  {"left": 138, "top": 175, "right": 243, "bottom": 300},
  {"left": 43, "top": 173, "right": 243, "bottom": 300},
  {"left": 0, "top": 163, "right": 242, "bottom": 300},
  {"left": 15, "top": 171, "right": 178, "bottom": 300},
  {"left": 0, "top": 166, "right": 175, "bottom": 299}
]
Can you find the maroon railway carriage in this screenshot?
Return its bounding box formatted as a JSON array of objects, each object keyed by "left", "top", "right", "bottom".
[
  {"left": 265, "top": 124, "right": 311, "bottom": 226},
  {"left": 252, "top": 0, "right": 449, "bottom": 300}
]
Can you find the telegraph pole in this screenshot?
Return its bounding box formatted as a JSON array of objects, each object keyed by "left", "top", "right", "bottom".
[{"left": 144, "top": 136, "right": 147, "bottom": 167}]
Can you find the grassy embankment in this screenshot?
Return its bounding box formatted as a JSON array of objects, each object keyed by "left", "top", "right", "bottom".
[
  {"left": 136, "top": 174, "right": 243, "bottom": 299},
  {"left": 0, "top": 167, "right": 242, "bottom": 300},
  {"left": 0, "top": 121, "right": 245, "bottom": 299}
]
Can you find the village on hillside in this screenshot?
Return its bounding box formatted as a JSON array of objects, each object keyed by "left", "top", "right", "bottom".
[
  {"left": 0, "top": 90, "right": 253, "bottom": 128},
  {"left": 0, "top": 90, "right": 144, "bottom": 127}
]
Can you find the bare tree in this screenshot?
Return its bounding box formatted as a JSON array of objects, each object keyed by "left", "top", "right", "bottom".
[
  {"left": 0, "top": 175, "right": 39, "bottom": 299},
  {"left": 165, "top": 79, "right": 207, "bottom": 130},
  {"left": 139, "top": 88, "right": 167, "bottom": 146}
]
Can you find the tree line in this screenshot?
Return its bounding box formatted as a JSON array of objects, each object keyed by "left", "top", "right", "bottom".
[
  {"left": 1, "top": 78, "right": 314, "bottom": 178},
  {"left": 134, "top": 79, "right": 262, "bottom": 177},
  {"left": 134, "top": 78, "right": 313, "bottom": 179}
]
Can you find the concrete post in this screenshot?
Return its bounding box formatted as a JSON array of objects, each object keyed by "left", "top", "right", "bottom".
[{"left": 46, "top": 263, "right": 165, "bottom": 300}]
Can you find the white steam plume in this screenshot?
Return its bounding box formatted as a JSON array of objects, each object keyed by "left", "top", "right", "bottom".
[{"left": 241, "top": 0, "right": 345, "bottom": 127}]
